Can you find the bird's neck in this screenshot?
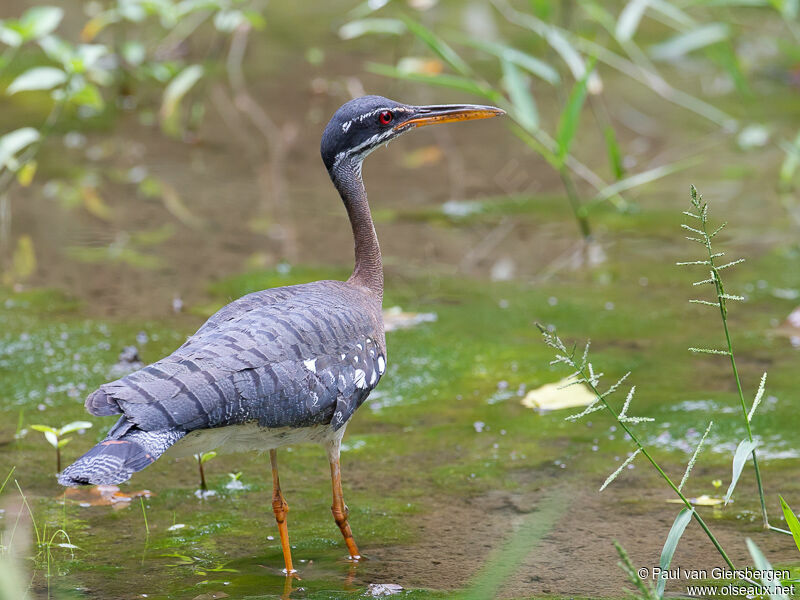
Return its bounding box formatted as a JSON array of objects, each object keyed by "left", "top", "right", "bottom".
[{"left": 331, "top": 160, "right": 383, "bottom": 300}]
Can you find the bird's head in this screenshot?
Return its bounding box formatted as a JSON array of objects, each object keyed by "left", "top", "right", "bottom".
[{"left": 320, "top": 95, "right": 504, "bottom": 174}]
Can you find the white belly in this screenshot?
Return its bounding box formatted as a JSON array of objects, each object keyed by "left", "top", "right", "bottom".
[{"left": 164, "top": 422, "right": 339, "bottom": 458}]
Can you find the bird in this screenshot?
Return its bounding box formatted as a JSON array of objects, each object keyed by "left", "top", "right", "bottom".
[{"left": 58, "top": 95, "right": 504, "bottom": 574}]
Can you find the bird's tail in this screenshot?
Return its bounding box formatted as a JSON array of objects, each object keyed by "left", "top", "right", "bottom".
[{"left": 58, "top": 427, "right": 185, "bottom": 486}]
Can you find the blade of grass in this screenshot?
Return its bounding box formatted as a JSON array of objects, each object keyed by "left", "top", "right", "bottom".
[
  {"left": 556, "top": 59, "right": 594, "bottom": 165},
  {"left": 778, "top": 496, "right": 800, "bottom": 554},
  {"left": 501, "top": 59, "right": 538, "bottom": 131},
  {"left": 657, "top": 508, "right": 694, "bottom": 597},
  {"left": 459, "top": 37, "right": 560, "bottom": 85},
  {"left": 401, "top": 16, "right": 473, "bottom": 77}
]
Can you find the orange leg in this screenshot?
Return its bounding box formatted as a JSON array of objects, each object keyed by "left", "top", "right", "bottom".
[
  {"left": 330, "top": 455, "right": 361, "bottom": 560},
  {"left": 270, "top": 449, "right": 297, "bottom": 576}
]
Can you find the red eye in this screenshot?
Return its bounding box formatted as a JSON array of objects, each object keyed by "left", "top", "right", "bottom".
[{"left": 379, "top": 110, "right": 393, "bottom": 125}]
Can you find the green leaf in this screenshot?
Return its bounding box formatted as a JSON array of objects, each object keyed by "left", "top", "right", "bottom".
[
  {"left": 724, "top": 439, "right": 758, "bottom": 504},
  {"left": 501, "top": 59, "right": 538, "bottom": 131},
  {"left": 461, "top": 38, "right": 559, "bottom": 85},
  {"left": 0, "top": 23, "right": 23, "bottom": 48},
  {"left": 7, "top": 66, "right": 67, "bottom": 94},
  {"left": 30, "top": 424, "right": 57, "bottom": 434},
  {"left": 69, "top": 81, "right": 104, "bottom": 110},
  {"left": 401, "top": 17, "right": 473, "bottom": 77},
  {"left": 650, "top": 23, "right": 730, "bottom": 61},
  {"left": 779, "top": 129, "right": 800, "bottom": 188},
  {"left": 746, "top": 539, "right": 790, "bottom": 600},
  {"left": 199, "top": 451, "right": 217, "bottom": 464},
  {"left": 556, "top": 60, "right": 594, "bottom": 165},
  {"left": 20, "top": 6, "right": 64, "bottom": 41},
  {"left": 44, "top": 430, "right": 59, "bottom": 448},
  {"left": 161, "top": 64, "right": 204, "bottom": 133},
  {"left": 57, "top": 437, "right": 72, "bottom": 448},
  {"left": 38, "top": 34, "right": 74, "bottom": 65},
  {"left": 604, "top": 125, "right": 624, "bottom": 180},
  {"left": 367, "top": 62, "right": 497, "bottom": 100},
  {"left": 0, "top": 127, "right": 40, "bottom": 169},
  {"left": 779, "top": 496, "right": 800, "bottom": 554},
  {"left": 657, "top": 508, "right": 694, "bottom": 597},
  {"left": 591, "top": 158, "right": 694, "bottom": 203},
  {"left": 616, "top": 0, "right": 649, "bottom": 42},
  {"left": 58, "top": 421, "right": 93, "bottom": 436},
  {"left": 75, "top": 44, "right": 108, "bottom": 72},
  {"left": 338, "top": 18, "right": 405, "bottom": 40}
]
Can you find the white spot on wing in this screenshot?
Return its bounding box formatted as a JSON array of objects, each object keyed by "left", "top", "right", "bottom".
[
  {"left": 342, "top": 120, "right": 352, "bottom": 133},
  {"left": 357, "top": 343, "right": 363, "bottom": 350},
  {"left": 354, "top": 369, "right": 367, "bottom": 389},
  {"left": 370, "top": 369, "right": 377, "bottom": 385},
  {"left": 377, "top": 355, "right": 386, "bottom": 374},
  {"left": 303, "top": 358, "right": 317, "bottom": 373}
]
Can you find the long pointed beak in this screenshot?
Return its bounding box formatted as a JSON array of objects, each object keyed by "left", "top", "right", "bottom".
[{"left": 396, "top": 104, "right": 505, "bottom": 131}]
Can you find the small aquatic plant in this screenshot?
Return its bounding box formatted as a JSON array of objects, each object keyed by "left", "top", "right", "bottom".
[
  {"left": 30, "top": 421, "right": 92, "bottom": 473},
  {"left": 677, "top": 185, "right": 772, "bottom": 528},
  {"left": 194, "top": 451, "right": 217, "bottom": 492},
  {"left": 539, "top": 325, "right": 735, "bottom": 592},
  {"left": 541, "top": 185, "right": 797, "bottom": 596}
]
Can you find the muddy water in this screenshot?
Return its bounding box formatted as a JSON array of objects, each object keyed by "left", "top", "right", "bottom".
[{"left": 1, "top": 1, "right": 800, "bottom": 599}]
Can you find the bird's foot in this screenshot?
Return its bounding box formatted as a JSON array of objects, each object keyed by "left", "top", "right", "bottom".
[
  {"left": 345, "top": 553, "right": 366, "bottom": 562},
  {"left": 282, "top": 567, "right": 301, "bottom": 579}
]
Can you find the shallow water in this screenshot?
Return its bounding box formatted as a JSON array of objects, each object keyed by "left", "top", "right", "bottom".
[{"left": 1, "top": 1, "right": 800, "bottom": 598}]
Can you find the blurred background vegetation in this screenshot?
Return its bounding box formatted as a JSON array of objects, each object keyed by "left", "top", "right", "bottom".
[{"left": 1, "top": 1, "right": 800, "bottom": 599}]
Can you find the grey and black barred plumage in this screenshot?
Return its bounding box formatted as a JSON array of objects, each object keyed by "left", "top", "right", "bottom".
[
  {"left": 58, "top": 95, "right": 503, "bottom": 488},
  {"left": 59, "top": 282, "right": 385, "bottom": 485}
]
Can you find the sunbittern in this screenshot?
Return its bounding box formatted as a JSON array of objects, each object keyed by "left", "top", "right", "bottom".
[{"left": 58, "top": 95, "right": 504, "bottom": 574}]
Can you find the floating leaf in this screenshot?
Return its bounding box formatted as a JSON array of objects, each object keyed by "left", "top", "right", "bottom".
[
  {"left": 7, "top": 66, "right": 67, "bottom": 94},
  {"left": 0, "top": 127, "right": 40, "bottom": 169},
  {"left": 666, "top": 494, "right": 723, "bottom": 506},
  {"left": 779, "top": 496, "right": 800, "bottom": 555},
  {"left": 724, "top": 439, "right": 758, "bottom": 504},
  {"left": 383, "top": 306, "right": 437, "bottom": 331},
  {"left": 650, "top": 23, "right": 730, "bottom": 61},
  {"left": 657, "top": 508, "right": 694, "bottom": 597},
  {"left": 521, "top": 377, "right": 596, "bottom": 412}
]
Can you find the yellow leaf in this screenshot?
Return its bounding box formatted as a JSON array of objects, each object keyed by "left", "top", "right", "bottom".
[
  {"left": 521, "top": 378, "right": 596, "bottom": 411},
  {"left": 11, "top": 234, "right": 37, "bottom": 281},
  {"left": 666, "top": 494, "right": 723, "bottom": 506},
  {"left": 81, "top": 187, "right": 113, "bottom": 220},
  {"left": 402, "top": 145, "right": 443, "bottom": 169},
  {"left": 16, "top": 161, "right": 37, "bottom": 187}
]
